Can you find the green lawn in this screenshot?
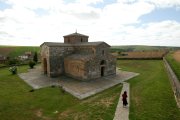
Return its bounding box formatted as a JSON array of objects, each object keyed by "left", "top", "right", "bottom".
[
  {"left": 166, "top": 53, "right": 180, "bottom": 81},
  {"left": 0, "top": 65, "right": 122, "bottom": 120},
  {"left": 117, "top": 60, "right": 180, "bottom": 120},
  {"left": 0, "top": 63, "right": 6, "bottom": 67},
  {"left": 1, "top": 60, "right": 180, "bottom": 120}
]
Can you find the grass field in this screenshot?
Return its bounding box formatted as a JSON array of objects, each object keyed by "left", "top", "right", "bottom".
[
  {"left": 166, "top": 52, "right": 180, "bottom": 81},
  {"left": 0, "top": 60, "right": 180, "bottom": 120},
  {"left": 0, "top": 65, "right": 121, "bottom": 120},
  {"left": 117, "top": 60, "right": 180, "bottom": 120}
]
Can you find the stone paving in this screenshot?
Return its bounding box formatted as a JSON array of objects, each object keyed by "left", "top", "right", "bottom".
[
  {"left": 19, "top": 66, "right": 139, "bottom": 99},
  {"left": 113, "top": 82, "right": 129, "bottom": 120}
]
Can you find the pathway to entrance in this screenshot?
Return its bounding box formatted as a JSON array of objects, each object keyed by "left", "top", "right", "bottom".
[
  {"left": 19, "top": 66, "right": 139, "bottom": 99},
  {"left": 113, "top": 82, "right": 129, "bottom": 120}
]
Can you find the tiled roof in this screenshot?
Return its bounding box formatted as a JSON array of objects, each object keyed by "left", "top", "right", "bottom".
[
  {"left": 74, "top": 42, "right": 108, "bottom": 46},
  {"left": 63, "top": 32, "right": 89, "bottom": 37},
  {"left": 40, "top": 42, "right": 73, "bottom": 47},
  {"left": 41, "top": 41, "right": 110, "bottom": 47},
  {"left": 65, "top": 54, "right": 95, "bottom": 61}
]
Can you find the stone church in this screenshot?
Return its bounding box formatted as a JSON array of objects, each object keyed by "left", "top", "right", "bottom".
[{"left": 40, "top": 32, "right": 116, "bottom": 81}]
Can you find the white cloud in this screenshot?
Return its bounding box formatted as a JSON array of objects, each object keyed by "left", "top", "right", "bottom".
[
  {"left": 111, "top": 20, "right": 180, "bottom": 46},
  {"left": 118, "top": 0, "right": 180, "bottom": 8},
  {"left": 6, "top": 0, "right": 64, "bottom": 10},
  {"left": 117, "top": 0, "right": 137, "bottom": 4},
  {"left": 145, "top": 0, "right": 180, "bottom": 8},
  {"left": 0, "top": 0, "right": 180, "bottom": 46},
  {"left": 76, "top": 0, "right": 103, "bottom": 5},
  {"left": 101, "top": 1, "right": 154, "bottom": 25}
]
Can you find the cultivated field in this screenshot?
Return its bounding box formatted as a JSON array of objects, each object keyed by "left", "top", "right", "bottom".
[
  {"left": 111, "top": 45, "right": 180, "bottom": 52},
  {"left": 117, "top": 51, "right": 167, "bottom": 59},
  {"left": 0, "top": 46, "right": 39, "bottom": 57},
  {"left": 173, "top": 50, "right": 180, "bottom": 62}
]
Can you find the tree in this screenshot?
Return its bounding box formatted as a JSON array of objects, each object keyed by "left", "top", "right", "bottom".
[{"left": 33, "top": 52, "right": 38, "bottom": 63}]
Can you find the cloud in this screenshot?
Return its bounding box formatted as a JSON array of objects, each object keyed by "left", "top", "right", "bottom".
[
  {"left": 101, "top": 1, "right": 155, "bottom": 25},
  {"left": 145, "top": 0, "right": 180, "bottom": 8},
  {"left": 111, "top": 20, "right": 180, "bottom": 46},
  {"left": 118, "top": 0, "right": 180, "bottom": 8},
  {"left": 76, "top": 0, "right": 103, "bottom": 5},
  {"left": 0, "top": 0, "right": 179, "bottom": 46}
]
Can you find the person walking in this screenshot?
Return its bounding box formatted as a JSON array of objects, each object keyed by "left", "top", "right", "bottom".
[{"left": 122, "top": 91, "right": 128, "bottom": 107}]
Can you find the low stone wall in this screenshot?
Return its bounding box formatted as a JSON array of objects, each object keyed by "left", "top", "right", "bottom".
[{"left": 163, "top": 57, "right": 180, "bottom": 108}]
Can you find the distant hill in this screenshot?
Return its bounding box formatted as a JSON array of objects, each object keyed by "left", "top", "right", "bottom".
[
  {"left": 111, "top": 45, "right": 180, "bottom": 52},
  {"left": 0, "top": 46, "right": 40, "bottom": 58}
]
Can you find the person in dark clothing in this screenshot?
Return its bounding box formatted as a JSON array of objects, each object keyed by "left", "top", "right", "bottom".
[{"left": 122, "top": 91, "right": 128, "bottom": 107}]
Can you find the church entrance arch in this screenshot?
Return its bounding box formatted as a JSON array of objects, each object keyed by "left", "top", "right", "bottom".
[
  {"left": 100, "top": 60, "right": 106, "bottom": 76},
  {"left": 101, "top": 67, "right": 105, "bottom": 76},
  {"left": 43, "top": 58, "right": 47, "bottom": 74}
]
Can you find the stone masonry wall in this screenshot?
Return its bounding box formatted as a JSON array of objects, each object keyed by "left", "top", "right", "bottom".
[
  {"left": 48, "top": 46, "right": 74, "bottom": 77},
  {"left": 74, "top": 46, "right": 95, "bottom": 55},
  {"left": 94, "top": 44, "right": 116, "bottom": 77},
  {"left": 40, "top": 45, "right": 51, "bottom": 77},
  {"left": 64, "top": 36, "right": 88, "bottom": 44},
  {"left": 64, "top": 59, "right": 87, "bottom": 80}
]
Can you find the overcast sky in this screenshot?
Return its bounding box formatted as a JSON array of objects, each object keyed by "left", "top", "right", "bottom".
[{"left": 0, "top": 0, "right": 180, "bottom": 46}]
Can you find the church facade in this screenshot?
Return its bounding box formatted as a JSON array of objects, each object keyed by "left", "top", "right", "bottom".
[{"left": 40, "top": 32, "right": 116, "bottom": 81}]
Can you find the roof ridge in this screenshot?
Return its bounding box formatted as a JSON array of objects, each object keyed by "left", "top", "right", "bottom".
[
  {"left": 63, "top": 32, "right": 89, "bottom": 37},
  {"left": 41, "top": 41, "right": 110, "bottom": 47}
]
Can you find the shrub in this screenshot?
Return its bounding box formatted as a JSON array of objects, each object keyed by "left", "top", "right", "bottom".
[
  {"left": 29, "top": 61, "right": 35, "bottom": 69},
  {"left": 9, "top": 66, "right": 17, "bottom": 75},
  {"left": 59, "top": 85, "right": 65, "bottom": 94},
  {"left": 8, "top": 59, "right": 19, "bottom": 65},
  {"left": 33, "top": 52, "right": 38, "bottom": 63},
  {"left": 29, "top": 89, "right": 35, "bottom": 92}
]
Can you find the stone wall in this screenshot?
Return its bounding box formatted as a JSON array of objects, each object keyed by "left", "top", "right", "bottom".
[
  {"left": 74, "top": 46, "right": 95, "bottom": 55},
  {"left": 105, "top": 55, "right": 116, "bottom": 75},
  {"left": 94, "top": 44, "right": 116, "bottom": 77},
  {"left": 86, "top": 59, "right": 101, "bottom": 79},
  {"left": 164, "top": 58, "right": 180, "bottom": 108},
  {"left": 64, "top": 36, "right": 88, "bottom": 44},
  {"left": 64, "top": 59, "right": 87, "bottom": 80},
  {"left": 40, "top": 45, "right": 51, "bottom": 76},
  {"left": 87, "top": 56, "right": 116, "bottom": 80},
  {"left": 48, "top": 46, "right": 74, "bottom": 77}
]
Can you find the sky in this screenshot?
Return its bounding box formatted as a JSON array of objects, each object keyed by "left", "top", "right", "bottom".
[{"left": 0, "top": 0, "right": 180, "bottom": 46}]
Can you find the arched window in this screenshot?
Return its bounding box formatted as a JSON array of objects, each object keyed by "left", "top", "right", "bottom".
[
  {"left": 102, "top": 50, "right": 105, "bottom": 55},
  {"left": 81, "top": 38, "right": 83, "bottom": 42},
  {"left": 100, "top": 60, "right": 105, "bottom": 65}
]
